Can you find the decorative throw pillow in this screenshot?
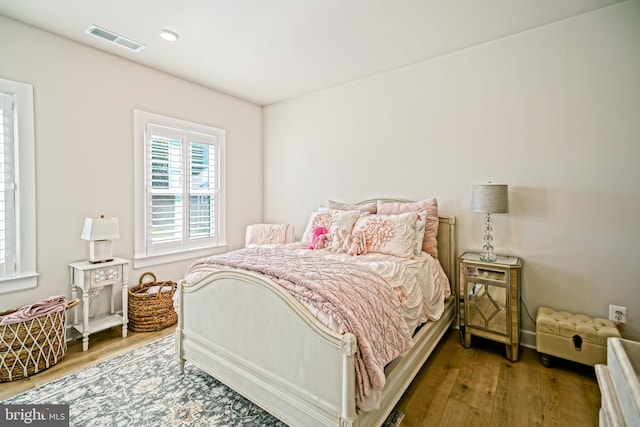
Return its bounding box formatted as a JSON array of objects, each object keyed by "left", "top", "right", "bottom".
[
  {"left": 326, "top": 226, "right": 353, "bottom": 253},
  {"left": 301, "top": 209, "right": 361, "bottom": 243},
  {"left": 328, "top": 200, "right": 377, "bottom": 214},
  {"left": 352, "top": 212, "right": 418, "bottom": 258},
  {"left": 377, "top": 198, "right": 439, "bottom": 258}
]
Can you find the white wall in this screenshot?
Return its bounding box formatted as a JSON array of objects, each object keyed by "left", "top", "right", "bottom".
[
  {"left": 264, "top": 1, "right": 640, "bottom": 340},
  {"left": 0, "top": 16, "right": 262, "bottom": 312}
]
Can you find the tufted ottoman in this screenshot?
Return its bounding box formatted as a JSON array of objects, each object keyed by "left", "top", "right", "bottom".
[{"left": 536, "top": 306, "right": 621, "bottom": 367}]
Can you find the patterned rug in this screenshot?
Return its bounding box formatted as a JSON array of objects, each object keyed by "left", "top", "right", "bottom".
[{"left": 2, "top": 335, "right": 404, "bottom": 426}]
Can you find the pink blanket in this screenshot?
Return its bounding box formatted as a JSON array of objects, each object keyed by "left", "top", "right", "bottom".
[
  {"left": 186, "top": 246, "right": 414, "bottom": 410},
  {"left": 0, "top": 295, "right": 67, "bottom": 326}
]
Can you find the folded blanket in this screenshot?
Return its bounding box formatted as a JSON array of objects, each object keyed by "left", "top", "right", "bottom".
[
  {"left": 245, "top": 224, "right": 294, "bottom": 247},
  {"left": 0, "top": 296, "right": 67, "bottom": 326}
]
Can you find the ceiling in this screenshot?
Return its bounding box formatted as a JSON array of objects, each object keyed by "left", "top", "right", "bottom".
[{"left": 0, "top": 0, "right": 625, "bottom": 105}]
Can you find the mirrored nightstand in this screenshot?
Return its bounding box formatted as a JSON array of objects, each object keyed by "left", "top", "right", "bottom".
[{"left": 459, "top": 251, "right": 522, "bottom": 361}]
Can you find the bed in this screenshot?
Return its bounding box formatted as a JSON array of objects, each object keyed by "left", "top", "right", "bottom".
[{"left": 176, "top": 199, "right": 457, "bottom": 427}]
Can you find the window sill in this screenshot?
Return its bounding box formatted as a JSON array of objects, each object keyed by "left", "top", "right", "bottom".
[
  {"left": 0, "top": 273, "right": 39, "bottom": 294},
  {"left": 134, "top": 244, "right": 228, "bottom": 269}
]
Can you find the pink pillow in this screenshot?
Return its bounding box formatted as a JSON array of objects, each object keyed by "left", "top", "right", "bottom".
[
  {"left": 376, "top": 198, "right": 439, "bottom": 259},
  {"left": 328, "top": 200, "right": 376, "bottom": 214}
]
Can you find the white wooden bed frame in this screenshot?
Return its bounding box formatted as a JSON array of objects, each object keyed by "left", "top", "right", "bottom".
[{"left": 177, "top": 212, "right": 456, "bottom": 427}]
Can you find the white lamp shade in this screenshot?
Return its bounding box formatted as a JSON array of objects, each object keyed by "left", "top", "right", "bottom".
[
  {"left": 471, "top": 184, "right": 509, "bottom": 214},
  {"left": 81, "top": 216, "right": 120, "bottom": 241}
]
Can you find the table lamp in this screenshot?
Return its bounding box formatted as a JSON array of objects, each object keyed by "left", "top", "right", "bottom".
[
  {"left": 471, "top": 183, "right": 508, "bottom": 262},
  {"left": 81, "top": 215, "right": 120, "bottom": 263}
]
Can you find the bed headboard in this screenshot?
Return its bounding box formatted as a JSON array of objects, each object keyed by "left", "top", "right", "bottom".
[{"left": 357, "top": 199, "right": 457, "bottom": 286}]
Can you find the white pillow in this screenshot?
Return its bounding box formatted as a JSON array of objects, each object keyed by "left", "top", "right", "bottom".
[
  {"left": 377, "top": 198, "right": 439, "bottom": 258},
  {"left": 352, "top": 212, "right": 418, "bottom": 258}
]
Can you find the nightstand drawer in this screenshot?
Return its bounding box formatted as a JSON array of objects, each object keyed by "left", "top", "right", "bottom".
[
  {"left": 465, "top": 265, "right": 509, "bottom": 284},
  {"left": 70, "top": 261, "right": 124, "bottom": 290},
  {"left": 91, "top": 265, "right": 121, "bottom": 286}
]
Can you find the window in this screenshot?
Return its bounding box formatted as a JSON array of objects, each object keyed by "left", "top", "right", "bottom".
[
  {"left": 134, "top": 110, "right": 226, "bottom": 268},
  {"left": 0, "top": 78, "right": 37, "bottom": 294}
]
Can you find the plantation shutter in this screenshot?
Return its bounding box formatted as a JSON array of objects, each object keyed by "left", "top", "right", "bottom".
[
  {"left": 0, "top": 92, "right": 16, "bottom": 277},
  {"left": 188, "top": 136, "right": 218, "bottom": 241},
  {"left": 145, "top": 123, "right": 218, "bottom": 254}
]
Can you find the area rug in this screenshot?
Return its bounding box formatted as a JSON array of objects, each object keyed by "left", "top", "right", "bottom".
[{"left": 2, "top": 335, "right": 404, "bottom": 426}]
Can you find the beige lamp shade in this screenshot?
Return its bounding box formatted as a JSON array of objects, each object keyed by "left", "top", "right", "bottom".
[
  {"left": 81, "top": 215, "right": 119, "bottom": 263},
  {"left": 471, "top": 184, "right": 509, "bottom": 214},
  {"left": 81, "top": 216, "right": 120, "bottom": 241}
]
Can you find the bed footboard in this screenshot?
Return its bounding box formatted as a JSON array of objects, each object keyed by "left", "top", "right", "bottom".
[{"left": 177, "top": 271, "right": 357, "bottom": 427}]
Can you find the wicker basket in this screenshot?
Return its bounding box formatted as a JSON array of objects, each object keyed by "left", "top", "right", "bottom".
[
  {"left": 0, "top": 298, "right": 79, "bottom": 382},
  {"left": 128, "top": 272, "right": 178, "bottom": 332}
]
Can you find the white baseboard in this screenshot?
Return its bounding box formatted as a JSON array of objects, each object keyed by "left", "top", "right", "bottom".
[{"left": 521, "top": 329, "right": 537, "bottom": 350}]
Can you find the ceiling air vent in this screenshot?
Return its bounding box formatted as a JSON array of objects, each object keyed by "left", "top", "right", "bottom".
[{"left": 86, "top": 25, "right": 145, "bottom": 52}]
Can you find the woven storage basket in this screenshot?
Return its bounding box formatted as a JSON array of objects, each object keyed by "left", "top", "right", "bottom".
[
  {"left": 0, "top": 298, "right": 79, "bottom": 382},
  {"left": 128, "top": 272, "right": 178, "bottom": 332}
]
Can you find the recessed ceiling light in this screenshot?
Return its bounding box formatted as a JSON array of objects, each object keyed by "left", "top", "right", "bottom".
[{"left": 160, "top": 29, "right": 179, "bottom": 42}]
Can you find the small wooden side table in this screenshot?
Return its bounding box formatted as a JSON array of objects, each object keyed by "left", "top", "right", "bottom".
[
  {"left": 69, "top": 257, "right": 129, "bottom": 351},
  {"left": 459, "top": 251, "right": 522, "bottom": 361}
]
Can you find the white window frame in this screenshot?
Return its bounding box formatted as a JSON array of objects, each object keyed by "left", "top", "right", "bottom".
[
  {"left": 0, "top": 78, "right": 38, "bottom": 294},
  {"left": 133, "top": 110, "right": 226, "bottom": 269}
]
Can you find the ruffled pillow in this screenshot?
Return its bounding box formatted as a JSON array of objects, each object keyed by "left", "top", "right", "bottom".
[
  {"left": 377, "top": 198, "right": 438, "bottom": 258},
  {"left": 328, "top": 200, "right": 377, "bottom": 214},
  {"left": 301, "top": 209, "right": 361, "bottom": 243},
  {"left": 352, "top": 212, "right": 417, "bottom": 258}
]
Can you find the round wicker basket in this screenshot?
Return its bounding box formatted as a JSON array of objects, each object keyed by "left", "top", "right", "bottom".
[
  {"left": 0, "top": 298, "right": 79, "bottom": 382},
  {"left": 128, "top": 272, "right": 178, "bottom": 332}
]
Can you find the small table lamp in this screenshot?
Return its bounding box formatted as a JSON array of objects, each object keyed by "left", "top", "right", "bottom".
[
  {"left": 81, "top": 215, "right": 120, "bottom": 263},
  {"left": 471, "top": 183, "right": 509, "bottom": 262}
]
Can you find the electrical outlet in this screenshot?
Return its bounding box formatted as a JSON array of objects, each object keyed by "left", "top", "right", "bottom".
[{"left": 609, "top": 305, "right": 627, "bottom": 324}]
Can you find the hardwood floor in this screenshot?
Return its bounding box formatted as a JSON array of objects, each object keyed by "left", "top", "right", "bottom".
[
  {"left": 1, "top": 326, "right": 600, "bottom": 427},
  {"left": 396, "top": 330, "right": 601, "bottom": 427}
]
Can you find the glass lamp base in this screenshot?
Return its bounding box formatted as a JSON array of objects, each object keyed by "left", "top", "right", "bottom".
[
  {"left": 481, "top": 213, "right": 498, "bottom": 262},
  {"left": 480, "top": 251, "right": 497, "bottom": 263}
]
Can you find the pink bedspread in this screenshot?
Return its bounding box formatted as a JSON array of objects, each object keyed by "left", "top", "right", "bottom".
[{"left": 185, "top": 246, "right": 414, "bottom": 410}]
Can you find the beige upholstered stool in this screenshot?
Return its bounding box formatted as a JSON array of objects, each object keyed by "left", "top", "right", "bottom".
[{"left": 536, "top": 306, "right": 621, "bottom": 367}]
